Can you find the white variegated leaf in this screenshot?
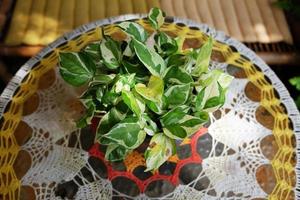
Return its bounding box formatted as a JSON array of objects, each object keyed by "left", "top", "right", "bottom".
[
  {"left": 148, "top": 7, "right": 165, "bottom": 30},
  {"left": 144, "top": 133, "right": 175, "bottom": 171},
  {"left": 165, "top": 84, "right": 190, "bottom": 107},
  {"left": 133, "top": 39, "right": 166, "bottom": 77},
  {"left": 118, "top": 21, "right": 148, "bottom": 42},
  {"left": 100, "top": 37, "right": 121, "bottom": 69}
]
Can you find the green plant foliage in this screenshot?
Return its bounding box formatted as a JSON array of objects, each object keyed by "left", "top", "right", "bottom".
[{"left": 58, "top": 8, "right": 233, "bottom": 171}]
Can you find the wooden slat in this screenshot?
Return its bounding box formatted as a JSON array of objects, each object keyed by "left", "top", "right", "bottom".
[
  {"left": 245, "top": 0, "right": 270, "bottom": 43},
  {"left": 233, "top": 0, "right": 257, "bottom": 42},
  {"left": 208, "top": 0, "right": 229, "bottom": 35},
  {"left": 57, "top": 0, "right": 75, "bottom": 36},
  {"left": 185, "top": 0, "right": 202, "bottom": 22},
  {"left": 146, "top": 0, "right": 160, "bottom": 10},
  {"left": 40, "top": 0, "right": 61, "bottom": 45},
  {"left": 22, "top": 0, "right": 47, "bottom": 45},
  {"left": 270, "top": 0, "right": 293, "bottom": 44},
  {"left": 173, "top": 0, "right": 187, "bottom": 18},
  {"left": 132, "top": 0, "right": 148, "bottom": 13},
  {"left": 5, "top": 0, "right": 32, "bottom": 45},
  {"left": 119, "top": 0, "right": 133, "bottom": 15},
  {"left": 195, "top": 0, "right": 214, "bottom": 27},
  {"left": 160, "top": 0, "right": 175, "bottom": 16},
  {"left": 256, "top": 0, "right": 283, "bottom": 42},
  {"left": 74, "top": 0, "right": 89, "bottom": 28},
  {"left": 105, "top": 0, "right": 119, "bottom": 17},
  {"left": 90, "top": 0, "right": 105, "bottom": 21},
  {"left": 220, "top": 0, "right": 243, "bottom": 41}
]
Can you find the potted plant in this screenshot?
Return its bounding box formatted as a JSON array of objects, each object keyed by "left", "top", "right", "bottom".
[{"left": 58, "top": 8, "right": 233, "bottom": 172}]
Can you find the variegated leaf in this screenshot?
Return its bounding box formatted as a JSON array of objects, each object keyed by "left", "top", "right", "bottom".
[
  {"left": 133, "top": 39, "right": 166, "bottom": 77},
  {"left": 96, "top": 107, "right": 126, "bottom": 136},
  {"left": 135, "top": 75, "right": 164, "bottom": 103},
  {"left": 164, "top": 66, "right": 193, "bottom": 85},
  {"left": 105, "top": 144, "right": 129, "bottom": 162},
  {"left": 148, "top": 7, "right": 165, "bottom": 30},
  {"left": 84, "top": 42, "right": 101, "bottom": 61},
  {"left": 91, "top": 74, "right": 116, "bottom": 86},
  {"left": 141, "top": 114, "right": 158, "bottom": 136},
  {"left": 156, "top": 32, "right": 177, "bottom": 55},
  {"left": 99, "top": 117, "right": 146, "bottom": 149},
  {"left": 144, "top": 133, "right": 175, "bottom": 171},
  {"left": 59, "top": 52, "right": 96, "bottom": 86},
  {"left": 192, "top": 37, "right": 213, "bottom": 76},
  {"left": 118, "top": 21, "right": 148, "bottom": 42},
  {"left": 165, "top": 84, "right": 191, "bottom": 107},
  {"left": 122, "top": 90, "right": 145, "bottom": 118},
  {"left": 113, "top": 74, "right": 136, "bottom": 93},
  {"left": 195, "top": 69, "right": 233, "bottom": 112},
  {"left": 100, "top": 37, "right": 121, "bottom": 69}
]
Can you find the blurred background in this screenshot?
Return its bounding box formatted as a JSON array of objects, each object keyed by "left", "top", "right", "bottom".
[{"left": 0, "top": 0, "right": 299, "bottom": 109}]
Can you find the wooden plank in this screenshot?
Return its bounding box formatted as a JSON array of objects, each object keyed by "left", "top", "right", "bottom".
[
  {"left": 74, "top": 0, "right": 89, "bottom": 28},
  {"left": 41, "top": 0, "right": 61, "bottom": 45},
  {"left": 146, "top": 0, "right": 160, "bottom": 10},
  {"left": 160, "top": 0, "right": 175, "bottom": 16},
  {"left": 233, "top": 0, "right": 257, "bottom": 42},
  {"left": 173, "top": 0, "right": 187, "bottom": 18},
  {"left": 195, "top": 0, "right": 214, "bottom": 27},
  {"left": 256, "top": 0, "right": 283, "bottom": 42},
  {"left": 132, "top": 0, "right": 148, "bottom": 13},
  {"left": 220, "top": 0, "right": 243, "bottom": 41},
  {"left": 270, "top": 0, "right": 293, "bottom": 44},
  {"left": 185, "top": 0, "right": 202, "bottom": 23},
  {"left": 208, "top": 0, "right": 229, "bottom": 34},
  {"left": 22, "top": 0, "right": 47, "bottom": 45},
  {"left": 90, "top": 0, "right": 105, "bottom": 21},
  {"left": 57, "top": 0, "right": 75, "bottom": 36},
  {"left": 106, "top": 0, "right": 119, "bottom": 17},
  {"left": 5, "top": 0, "right": 32, "bottom": 45},
  {"left": 245, "top": 0, "right": 270, "bottom": 43},
  {"left": 119, "top": 0, "right": 133, "bottom": 14}
]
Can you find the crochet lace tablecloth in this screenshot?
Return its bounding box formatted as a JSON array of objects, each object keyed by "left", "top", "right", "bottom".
[{"left": 0, "top": 15, "right": 299, "bottom": 200}]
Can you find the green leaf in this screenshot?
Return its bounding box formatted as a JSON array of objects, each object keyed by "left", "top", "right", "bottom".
[
  {"left": 59, "top": 52, "right": 96, "bottom": 86},
  {"left": 113, "top": 74, "right": 136, "bottom": 93},
  {"left": 91, "top": 74, "right": 116, "bottom": 86},
  {"left": 195, "top": 69, "right": 233, "bottom": 112},
  {"left": 121, "top": 90, "right": 145, "bottom": 118},
  {"left": 160, "top": 105, "right": 189, "bottom": 126},
  {"left": 141, "top": 114, "right": 158, "bottom": 136},
  {"left": 195, "top": 87, "right": 205, "bottom": 111},
  {"left": 96, "top": 107, "right": 126, "bottom": 136},
  {"left": 122, "top": 60, "right": 149, "bottom": 81},
  {"left": 144, "top": 133, "right": 175, "bottom": 171},
  {"left": 102, "top": 91, "right": 120, "bottom": 106},
  {"left": 155, "top": 32, "right": 178, "bottom": 55},
  {"left": 146, "top": 100, "right": 164, "bottom": 114},
  {"left": 148, "top": 7, "right": 165, "bottom": 30},
  {"left": 99, "top": 117, "right": 146, "bottom": 149},
  {"left": 192, "top": 37, "right": 213, "bottom": 76},
  {"left": 162, "top": 114, "right": 206, "bottom": 140},
  {"left": 133, "top": 38, "right": 166, "bottom": 77},
  {"left": 118, "top": 22, "right": 148, "bottom": 42},
  {"left": 76, "top": 103, "right": 95, "bottom": 128},
  {"left": 135, "top": 75, "right": 164, "bottom": 103},
  {"left": 163, "top": 125, "right": 187, "bottom": 140},
  {"left": 84, "top": 42, "right": 101, "bottom": 62},
  {"left": 165, "top": 84, "right": 190, "bottom": 107},
  {"left": 290, "top": 76, "right": 300, "bottom": 91},
  {"left": 164, "top": 66, "right": 193, "bottom": 85},
  {"left": 166, "top": 54, "right": 186, "bottom": 68},
  {"left": 100, "top": 37, "right": 121, "bottom": 69},
  {"left": 105, "top": 144, "right": 129, "bottom": 162}
]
